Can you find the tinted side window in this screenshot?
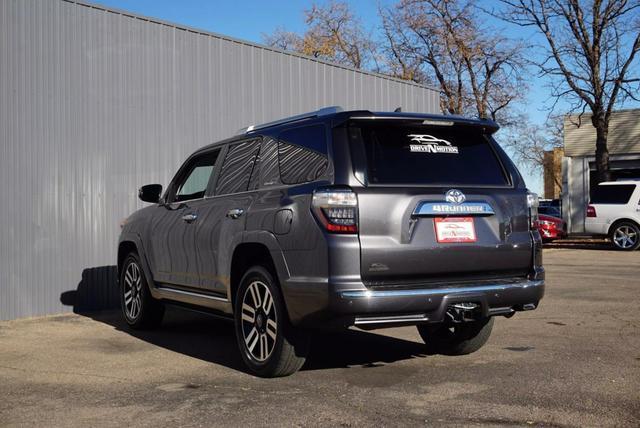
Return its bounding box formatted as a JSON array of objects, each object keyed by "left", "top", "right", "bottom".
[
  {"left": 249, "top": 137, "right": 281, "bottom": 190},
  {"left": 590, "top": 184, "right": 636, "bottom": 204},
  {"left": 278, "top": 125, "right": 328, "bottom": 185},
  {"left": 172, "top": 151, "right": 219, "bottom": 202},
  {"left": 215, "top": 139, "right": 260, "bottom": 195}
]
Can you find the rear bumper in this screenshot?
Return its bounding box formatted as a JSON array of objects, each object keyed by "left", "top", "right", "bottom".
[
  {"left": 336, "top": 279, "right": 544, "bottom": 327},
  {"left": 283, "top": 275, "right": 545, "bottom": 328}
]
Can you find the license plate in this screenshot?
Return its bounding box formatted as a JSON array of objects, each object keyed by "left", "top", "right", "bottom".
[{"left": 434, "top": 217, "right": 477, "bottom": 243}]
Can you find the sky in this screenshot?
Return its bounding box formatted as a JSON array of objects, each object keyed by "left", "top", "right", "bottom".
[{"left": 89, "top": 0, "right": 574, "bottom": 194}]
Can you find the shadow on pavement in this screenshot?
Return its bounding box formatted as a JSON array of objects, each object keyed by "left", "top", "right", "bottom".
[
  {"left": 79, "top": 308, "right": 428, "bottom": 374},
  {"left": 60, "top": 268, "right": 428, "bottom": 374}
]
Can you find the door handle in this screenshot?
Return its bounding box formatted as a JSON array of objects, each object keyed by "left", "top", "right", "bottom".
[
  {"left": 226, "top": 208, "right": 245, "bottom": 219},
  {"left": 181, "top": 213, "right": 198, "bottom": 223}
]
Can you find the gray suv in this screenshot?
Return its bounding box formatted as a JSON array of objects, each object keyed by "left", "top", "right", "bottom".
[{"left": 118, "top": 107, "right": 545, "bottom": 377}]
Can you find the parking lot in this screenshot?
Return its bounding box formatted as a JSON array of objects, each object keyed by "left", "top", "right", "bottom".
[{"left": 1, "top": 248, "right": 638, "bottom": 427}]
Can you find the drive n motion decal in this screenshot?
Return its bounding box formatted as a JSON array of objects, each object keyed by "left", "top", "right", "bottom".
[{"left": 407, "top": 134, "right": 459, "bottom": 154}]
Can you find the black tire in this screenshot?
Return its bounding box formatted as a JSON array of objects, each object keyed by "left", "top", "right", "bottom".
[
  {"left": 609, "top": 221, "right": 640, "bottom": 251},
  {"left": 234, "top": 266, "right": 309, "bottom": 377},
  {"left": 120, "top": 253, "right": 164, "bottom": 329},
  {"left": 417, "top": 317, "right": 494, "bottom": 355}
]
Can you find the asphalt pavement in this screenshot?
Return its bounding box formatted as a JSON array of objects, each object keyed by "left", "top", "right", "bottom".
[{"left": 1, "top": 247, "right": 638, "bottom": 427}]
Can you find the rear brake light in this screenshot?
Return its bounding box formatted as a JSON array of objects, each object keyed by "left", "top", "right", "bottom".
[
  {"left": 312, "top": 187, "right": 358, "bottom": 234},
  {"left": 527, "top": 191, "right": 539, "bottom": 230},
  {"left": 586, "top": 205, "right": 597, "bottom": 217}
]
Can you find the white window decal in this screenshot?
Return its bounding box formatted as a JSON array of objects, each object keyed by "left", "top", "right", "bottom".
[{"left": 407, "top": 134, "right": 459, "bottom": 154}]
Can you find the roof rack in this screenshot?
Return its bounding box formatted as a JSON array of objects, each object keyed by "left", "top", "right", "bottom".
[{"left": 238, "top": 106, "right": 343, "bottom": 134}]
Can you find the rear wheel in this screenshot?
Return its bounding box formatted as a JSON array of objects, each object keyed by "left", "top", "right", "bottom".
[
  {"left": 234, "top": 266, "right": 309, "bottom": 377},
  {"left": 610, "top": 221, "right": 640, "bottom": 251},
  {"left": 417, "top": 317, "right": 494, "bottom": 355},
  {"left": 120, "top": 253, "right": 164, "bottom": 329}
]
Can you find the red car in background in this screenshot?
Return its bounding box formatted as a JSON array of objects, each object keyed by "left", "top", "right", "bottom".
[{"left": 537, "top": 213, "right": 567, "bottom": 242}]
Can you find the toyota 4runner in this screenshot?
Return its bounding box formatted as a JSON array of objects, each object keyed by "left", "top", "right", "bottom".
[{"left": 118, "top": 107, "right": 545, "bottom": 377}]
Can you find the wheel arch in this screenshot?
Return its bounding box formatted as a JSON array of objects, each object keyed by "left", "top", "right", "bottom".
[
  {"left": 117, "top": 234, "right": 156, "bottom": 295},
  {"left": 118, "top": 240, "right": 138, "bottom": 275},
  {"left": 230, "top": 242, "right": 279, "bottom": 308},
  {"left": 607, "top": 218, "right": 640, "bottom": 236}
]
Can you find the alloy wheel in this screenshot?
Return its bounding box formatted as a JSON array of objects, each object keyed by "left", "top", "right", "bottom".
[
  {"left": 123, "top": 261, "right": 143, "bottom": 320},
  {"left": 241, "top": 280, "right": 277, "bottom": 362},
  {"left": 613, "top": 225, "right": 638, "bottom": 249}
]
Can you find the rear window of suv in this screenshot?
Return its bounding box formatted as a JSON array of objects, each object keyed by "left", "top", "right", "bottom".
[
  {"left": 590, "top": 184, "right": 636, "bottom": 204},
  {"left": 348, "top": 122, "right": 508, "bottom": 186}
]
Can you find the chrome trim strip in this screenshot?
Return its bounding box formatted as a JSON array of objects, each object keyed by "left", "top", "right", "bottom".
[
  {"left": 157, "top": 286, "right": 229, "bottom": 302},
  {"left": 340, "top": 280, "right": 544, "bottom": 299},
  {"left": 354, "top": 314, "right": 429, "bottom": 325}
]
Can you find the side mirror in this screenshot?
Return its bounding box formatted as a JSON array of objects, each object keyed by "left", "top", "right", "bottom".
[{"left": 139, "top": 184, "right": 163, "bottom": 203}]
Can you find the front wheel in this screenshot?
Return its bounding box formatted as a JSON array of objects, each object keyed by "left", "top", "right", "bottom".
[
  {"left": 610, "top": 221, "right": 640, "bottom": 251},
  {"left": 417, "top": 317, "right": 494, "bottom": 355},
  {"left": 234, "top": 266, "right": 309, "bottom": 377},
  {"left": 120, "top": 253, "right": 164, "bottom": 329}
]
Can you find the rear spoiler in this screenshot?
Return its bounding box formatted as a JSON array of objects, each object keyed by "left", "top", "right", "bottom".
[{"left": 337, "top": 112, "right": 500, "bottom": 134}]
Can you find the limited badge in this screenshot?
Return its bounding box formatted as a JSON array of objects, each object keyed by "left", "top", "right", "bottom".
[{"left": 407, "top": 134, "right": 459, "bottom": 154}]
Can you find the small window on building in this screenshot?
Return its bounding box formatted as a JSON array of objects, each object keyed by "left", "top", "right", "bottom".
[
  {"left": 172, "top": 150, "right": 220, "bottom": 202},
  {"left": 278, "top": 125, "right": 328, "bottom": 185},
  {"left": 590, "top": 184, "right": 636, "bottom": 204},
  {"left": 215, "top": 139, "right": 261, "bottom": 196}
]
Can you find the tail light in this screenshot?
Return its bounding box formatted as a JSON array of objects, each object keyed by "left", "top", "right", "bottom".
[
  {"left": 586, "top": 205, "right": 597, "bottom": 217},
  {"left": 312, "top": 187, "right": 358, "bottom": 233},
  {"left": 527, "top": 191, "right": 539, "bottom": 230},
  {"left": 539, "top": 219, "right": 557, "bottom": 229}
]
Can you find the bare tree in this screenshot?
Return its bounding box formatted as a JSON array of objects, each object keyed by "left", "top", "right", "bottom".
[
  {"left": 497, "top": 0, "right": 640, "bottom": 184},
  {"left": 381, "top": 0, "right": 527, "bottom": 122},
  {"left": 263, "top": 1, "right": 378, "bottom": 69},
  {"left": 263, "top": 27, "right": 304, "bottom": 52},
  {"left": 503, "top": 115, "right": 564, "bottom": 189}
]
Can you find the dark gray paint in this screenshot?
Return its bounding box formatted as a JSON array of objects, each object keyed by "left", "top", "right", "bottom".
[{"left": 120, "top": 111, "right": 544, "bottom": 328}]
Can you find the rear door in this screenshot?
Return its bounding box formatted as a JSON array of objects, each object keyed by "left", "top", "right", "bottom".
[
  {"left": 194, "top": 138, "right": 261, "bottom": 296},
  {"left": 348, "top": 120, "right": 532, "bottom": 285}
]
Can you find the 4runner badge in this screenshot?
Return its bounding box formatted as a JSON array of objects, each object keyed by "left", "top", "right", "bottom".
[{"left": 407, "top": 134, "right": 459, "bottom": 154}]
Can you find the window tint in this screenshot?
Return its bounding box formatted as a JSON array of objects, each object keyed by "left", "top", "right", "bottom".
[
  {"left": 278, "top": 125, "right": 328, "bottom": 185},
  {"left": 215, "top": 139, "right": 260, "bottom": 195},
  {"left": 590, "top": 184, "right": 636, "bottom": 204},
  {"left": 349, "top": 122, "right": 508, "bottom": 186},
  {"left": 249, "top": 138, "right": 280, "bottom": 190},
  {"left": 173, "top": 151, "right": 219, "bottom": 202}
]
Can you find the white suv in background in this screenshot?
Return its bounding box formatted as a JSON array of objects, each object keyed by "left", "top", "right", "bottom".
[{"left": 586, "top": 181, "right": 640, "bottom": 251}]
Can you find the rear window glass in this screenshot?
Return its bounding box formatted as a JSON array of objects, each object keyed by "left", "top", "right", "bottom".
[
  {"left": 349, "top": 122, "right": 508, "bottom": 186},
  {"left": 539, "top": 206, "right": 561, "bottom": 217},
  {"left": 590, "top": 184, "right": 636, "bottom": 204}
]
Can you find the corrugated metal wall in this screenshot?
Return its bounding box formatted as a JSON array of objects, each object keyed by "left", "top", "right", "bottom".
[
  {"left": 0, "top": 0, "right": 440, "bottom": 320},
  {"left": 564, "top": 109, "right": 640, "bottom": 157}
]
